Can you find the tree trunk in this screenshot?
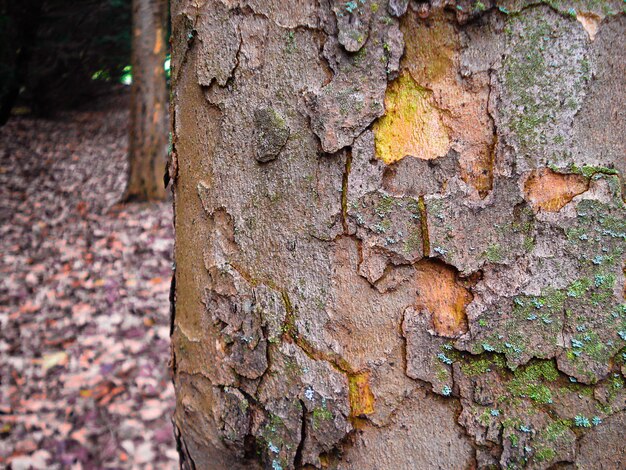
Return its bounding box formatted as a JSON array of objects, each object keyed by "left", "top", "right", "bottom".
[
  {"left": 0, "top": 0, "right": 42, "bottom": 125},
  {"left": 169, "top": 1, "right": 625, "bottom": 469},
  {"left": 125, "top": 0, "right": 168, "bottom": 201}
]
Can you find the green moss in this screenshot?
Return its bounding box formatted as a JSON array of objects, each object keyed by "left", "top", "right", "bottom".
[
  {"left": 440, "top": 344, "right": 463, "bottom": 362},
  {"left": 461, "top": 358, "right": 492, "bottom": 377},
  {"left": 567, "top": 278, "right": 592, "bottom": 298},
  {"left": 474, "top": 1, "right": 487, "bottom": 11},
  {"left": 523, "top": 236, "right": 535, "bottom": 252},
  {"left": 565, "top": 227, "right": 586, "bottom": 242},
  {"left": 534, "top": 447, "right": 556, "bottom": 462},
  {"left": 512, "top": 288, "right": 566, "bottom": 328},
  {"left": 312, "top": 406, "right": 333, "bottom": 429},
  {"left": 543, "top": 420, "right": 570, "bottom": 442},
  {"left": 576, "top": 199, "right": 626, "bottom": 240},
  {"left": 403, "top": 227, "right": 423, "bottom": 256},
  {"left": 589, "top": 287, "right": 614, "bottom": 306},
  {"left": 260, "top": 412, "right": 287, "bottom": 449},
  {"left": 435, "top": 365, "right": 450, "bottom": 383},
  {"left": 609, "top": 374, "right": 624, "bottom": 390},
  {"left": 460, "top": 355, "right": 505, "bottom": 377},
  {"left": 502, "top": 17, "right": 552, "bottom": 153},
  {"left": 571, "top": 330, "right": 610, "bottom": 362},
  {"left": 568, "top": 382, "right": 594, "bottom": 397},
  {"left": 484, "top": 243, "right": 504, "bottom": 263},
  {"left": 507, "top": 361, "right": 559, "bottom": 404},
  {"left": 285, "top": 30, "right": 296, "bottom": 54},
  {"left": 375, "top": 195, "right": 396, "bottom": 217},
  {"left": 502, "top": 417, "right": 523, "bottom": 447},
  {"left": 478, "top": 408, "right": 493, "bottom": 425}
]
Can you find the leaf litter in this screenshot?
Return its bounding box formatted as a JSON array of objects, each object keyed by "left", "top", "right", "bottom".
[{"left": 0, "top": 99, "right": 177, "bottom": 468}]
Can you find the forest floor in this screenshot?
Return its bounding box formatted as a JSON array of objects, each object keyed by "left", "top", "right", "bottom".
[{"left": 0, "top": 97, "right": 177, "bottom": 468}]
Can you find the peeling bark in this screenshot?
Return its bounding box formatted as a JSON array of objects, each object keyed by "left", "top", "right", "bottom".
[
  {"left": 172, "top": 1, "right": 626, "bottom": 468},
  {"left": 523, "top": 168, "right": 589, "bottom": 212}
]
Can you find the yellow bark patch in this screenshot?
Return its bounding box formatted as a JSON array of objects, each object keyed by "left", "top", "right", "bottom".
[
  {"left": 348, "top": 372, "right": 375, "bottom": 417},
  {"left": 414, "top": 259, "right": 471, "bottom": 337},
  {"left": 374, "top": 73, "right": 450, "bottom": 164},
  {"left": 523, "top": 168, "right": 589, "bottom": 212}
]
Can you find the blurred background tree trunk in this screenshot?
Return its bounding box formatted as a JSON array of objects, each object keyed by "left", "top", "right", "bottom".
[
  {"left": 0, "top": 0, "right": 42, "bottom": 125},
  {"left": 0, "top": 0, "right": 133, "bottom": 122},
  {"left": 124, "top": 0, "right": 167, "bottom": 201},
  {"left": 170, "top": 1, "right": 625, "bottom": 469}
]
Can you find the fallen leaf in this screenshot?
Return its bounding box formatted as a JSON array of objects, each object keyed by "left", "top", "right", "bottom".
[{"left": 41, "top": 351, "right": 68, "bottom": 371}]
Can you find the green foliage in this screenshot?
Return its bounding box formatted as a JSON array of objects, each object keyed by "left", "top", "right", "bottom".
[{"left": 119, "top": 65, "right": 133, "bottom": 86}]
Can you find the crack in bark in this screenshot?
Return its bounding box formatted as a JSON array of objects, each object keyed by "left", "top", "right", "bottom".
[
  {"left": 483, "top": 68, "right": 498, "bottom": 197},
  {"left": 280, "top": 289, "right": 355, "bottom": 375},
  {"left": 417, "top": 195, "right": 430, "bottom": 257},
  {"left": 294, "top": 399, "right": 307, "bottom": 468},
  {"left": 169, "top": 270, "right": 176, "bottom": 336},
  {"left": 169, "top": 277, "right": 178, "bottom": 381},
  {"left": 174, "top": 421, "right": 197, "bottom": 470},
  {"left": 341, "top": 147, "right": 353, "bottom": 234}
]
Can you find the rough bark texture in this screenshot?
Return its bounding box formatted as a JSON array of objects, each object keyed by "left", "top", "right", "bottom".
[
  {"left": 170, "top": 1, "right": 625, "bottom": 469},
  {"left": 125, "top": 0, "right": 168, "bottom": 201}
]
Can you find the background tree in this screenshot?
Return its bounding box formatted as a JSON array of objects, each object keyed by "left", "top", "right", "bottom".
[
  {"left": 0, "top": 0, "right": 42, "bottom": 125},
  {"left": 124, "top": 0, "right": 168, "bottom": 201},
  {"left": 0, "top": 0, "right": 132, "bottom": 121},
  {"left": 169, "top": 1, "right": 625, "bottom": 469}
]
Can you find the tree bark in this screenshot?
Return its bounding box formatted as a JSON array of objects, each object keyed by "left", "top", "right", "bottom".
[
  {"left": 125, "top": 0, "right": 168, "bottom": 201},
  {"left": 170, "top": 1, "right": 625, "bottom": 469}
]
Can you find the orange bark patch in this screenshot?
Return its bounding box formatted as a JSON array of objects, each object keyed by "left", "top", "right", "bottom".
[
  {"left": 348, "top": 372, "right": 375, "bottom": 417},
  {"left": 414, "top": 259, "right": 471, "bottom": 337},
  {"left": 576, "top": 12, "right": 602, "bottom": 41},
  {"left": 402, "top": 14, "right": 457, "bottom": 86},
  {"left": 523, "top": 168, "right": 589, "bottom": 212}
]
